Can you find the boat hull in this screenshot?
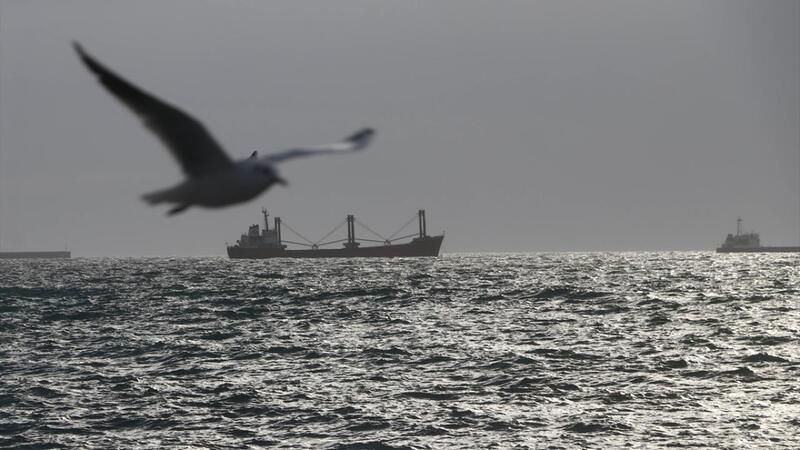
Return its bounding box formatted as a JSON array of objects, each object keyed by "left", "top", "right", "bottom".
[
  {"left": 0, "top": 251, "right": 71, "bottom": 259},
  {"left": 228, "top": 235, "right": 443, "bottom": 259},
  {"left": 716, "top": 246, "right": 800, "bottom": 253}
]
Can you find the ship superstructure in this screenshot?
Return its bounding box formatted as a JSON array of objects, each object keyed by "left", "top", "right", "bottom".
[
  {"left": 232, "top": 209, "right": 285, "bottom": 252},
  {"left": 718, "top": 217, "right": 761, "bottom": 251}
]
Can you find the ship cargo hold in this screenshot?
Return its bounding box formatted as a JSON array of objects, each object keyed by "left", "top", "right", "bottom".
[{"left": 227, "top": 209, "right": 443, "bottom": 259}]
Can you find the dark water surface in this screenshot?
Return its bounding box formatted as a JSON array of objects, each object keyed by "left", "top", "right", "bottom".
[{"left": 1, "top": 253, "right": 798, "bottom": 449}]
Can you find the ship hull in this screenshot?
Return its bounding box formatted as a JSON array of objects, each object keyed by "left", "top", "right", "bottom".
[
  {"left": 0, "top": 251, "right": 71, "bottom": 259},
  {"left": 716, "top": 246, "right": 800, "bottom": 253},
  {"left": 228, "top": 235, "right": 443, "bottom": 259}
]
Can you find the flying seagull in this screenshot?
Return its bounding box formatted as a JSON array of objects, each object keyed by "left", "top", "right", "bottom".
[{"left": 73, "top": 42, "right": 374, "bottom": 215}]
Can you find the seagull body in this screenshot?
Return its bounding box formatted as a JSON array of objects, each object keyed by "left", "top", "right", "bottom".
[
  {"left": 141, "top": 161, "right": 279, "bottom": 210},
  {"left": 73, "top": 43, "right": 374, "bottom": 215}
]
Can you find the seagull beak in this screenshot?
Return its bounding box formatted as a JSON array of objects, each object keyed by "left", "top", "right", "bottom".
[{"left": 275, "top": 177, "right": 288, "bottom": 186}]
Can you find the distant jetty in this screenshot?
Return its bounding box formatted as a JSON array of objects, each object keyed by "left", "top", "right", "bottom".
[
  {"left": 0, "top": 251, "right": 71, "bottom": 259},
  {"left": 716, "top": 218, "right": 800, "bottom": 253}
]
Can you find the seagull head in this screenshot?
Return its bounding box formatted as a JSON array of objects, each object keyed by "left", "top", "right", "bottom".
[
  {"left": 242, "top": 152, "right": 288, "bottom": 186},
  {"left": 257, "top": 163, "right": 288, "bottom": 186}
]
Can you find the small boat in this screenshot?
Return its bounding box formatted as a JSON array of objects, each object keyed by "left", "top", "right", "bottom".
[
  {"left": 227, "top": 209, "right": 444, "bottom": 258},
  {"left": 716, "top": 218, "right": 800, "bottom": 253}
]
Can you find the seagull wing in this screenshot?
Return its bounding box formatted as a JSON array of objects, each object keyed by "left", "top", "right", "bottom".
[
  {"left": 263, "top": 128, "right": 375, "bottom": 164},
  {"left": 74, "top": 42, "right": 233, "bottom": 178}
]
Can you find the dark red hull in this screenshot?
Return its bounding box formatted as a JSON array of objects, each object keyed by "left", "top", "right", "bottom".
[{"left": 227, "top": 235, "right": 443, "bottom": 259}]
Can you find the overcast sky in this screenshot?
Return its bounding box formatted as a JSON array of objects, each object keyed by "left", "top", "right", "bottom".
[{"left": 0, "top": 0, "right": 798, "bottom": 256}]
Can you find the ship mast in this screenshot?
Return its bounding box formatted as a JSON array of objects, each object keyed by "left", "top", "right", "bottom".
[
  {"left": 262, "top": 208, "right": 269, "bottom": 231},
  {"left": 345, "top": 214, "right": 358, "bottom": 248}
]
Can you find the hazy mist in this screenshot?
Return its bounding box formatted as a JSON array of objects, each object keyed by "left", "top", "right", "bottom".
[{"left": 0, "top": 0, "right": 798, "bottom": 256}]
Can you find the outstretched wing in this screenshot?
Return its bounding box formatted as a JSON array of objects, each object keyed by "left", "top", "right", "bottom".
[
  {"left": 262, "top": 128, "right": 375, "bottom": 164},
  {"left": 74, "top": 42, "right": 233, "bottom": 178}
]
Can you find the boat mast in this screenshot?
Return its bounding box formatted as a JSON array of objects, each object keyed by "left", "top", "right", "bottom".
[
  {"left": 345, "top": 214, "right": 358, "bottom": 248},
  {"left": 262, "top": 208, "right": 269, "bottom": 231},
  {"left": 418, "top": 209, "right": 427, "bottom": 238}
]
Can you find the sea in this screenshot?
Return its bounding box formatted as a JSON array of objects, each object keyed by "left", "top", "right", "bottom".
[{"left": 1, "top": 252, "right": 798, "bottom": 449}]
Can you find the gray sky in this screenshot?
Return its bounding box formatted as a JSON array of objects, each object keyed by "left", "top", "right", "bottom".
[{"left": 0, "top": 0, "right": 798, "bottom": 256}]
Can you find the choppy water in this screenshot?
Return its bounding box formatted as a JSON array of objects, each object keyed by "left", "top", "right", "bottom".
[{"left": 1, "top": 253, "right": 799, "bottom": 449}]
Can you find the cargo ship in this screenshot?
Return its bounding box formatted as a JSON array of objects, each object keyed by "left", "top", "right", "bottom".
[
  {"left": 716, "top": 218, "right": 800, "bottom": 253},
  {"left": 227, "top": 209, "right": 443, "bottom": 258},
  {"left": 0, "top": 251, "right": 71, "bottom": 259}
]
